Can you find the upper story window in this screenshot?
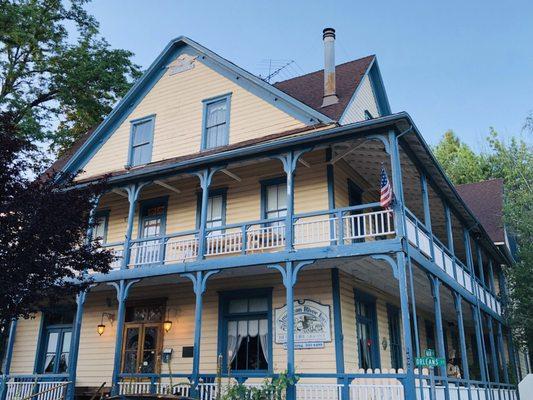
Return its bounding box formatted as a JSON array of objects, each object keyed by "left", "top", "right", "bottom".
[
  {"left": 262, "top": 178, "right": 287, "bottom": 224},
  {"left": 206, "top": 192, "right": 226, "bottom": 231},
  {"left": 93, "top": 211, "right": 109, "bottom": 245},
  {"left": 197, "top": 189, "right": 227, "bottom": 234},
  {"left": 202, "top": 94, "right": 231, "bottom": 150},
  {"left": 129, "top": 115, "right": 156, "bottom": 167}
]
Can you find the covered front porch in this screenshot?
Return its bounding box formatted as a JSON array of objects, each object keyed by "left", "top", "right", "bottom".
[{"left": 2, "top": 253, "right": 519, "bottom": 400}]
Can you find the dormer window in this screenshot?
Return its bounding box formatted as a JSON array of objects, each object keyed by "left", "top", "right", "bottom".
[
  {"left": 128, "top": 115, "right": 155, "bottom": 167},
  {"left": 202, "top": 93, "right": 231, "bottom": 150}
]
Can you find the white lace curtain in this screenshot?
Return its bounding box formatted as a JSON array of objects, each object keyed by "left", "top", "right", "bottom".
[{"left": 227, "top": 319, "right": 268, "bottom": 363}]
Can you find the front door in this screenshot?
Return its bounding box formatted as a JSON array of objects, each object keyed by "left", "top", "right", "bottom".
[
  {"left": 122, "top": 323, "right": 163, "bottom": 374},
  {"left": 121, "top": 303, "right": 165, "bottom": 376}
]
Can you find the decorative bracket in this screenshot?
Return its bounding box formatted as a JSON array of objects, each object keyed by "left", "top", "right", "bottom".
[
  {"left": 273, "top": 148, "right": 313, "bottom": 175},
  {"left": 268, "top": 260, "right": 315, "bottom": 288},
  {"left": 124, "top": 181, "right": 151, "bottom": 204},
  {"left": 107, "top": 279, "right": 141, "bottom": 302},
  {"left": 371, "top": 254, "right": 399, "bottom": 280},
  {"left": 183, "top": 270, "right": 220, "bottom": 296}
]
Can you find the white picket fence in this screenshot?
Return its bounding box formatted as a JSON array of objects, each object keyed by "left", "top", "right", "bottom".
[{"left": 4, "top": 381, "right": 68, "bottom": 400}]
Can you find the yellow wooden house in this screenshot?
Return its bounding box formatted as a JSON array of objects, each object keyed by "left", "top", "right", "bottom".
[{"left": 1, "top": 29, "right": 527, "bottom": 400}]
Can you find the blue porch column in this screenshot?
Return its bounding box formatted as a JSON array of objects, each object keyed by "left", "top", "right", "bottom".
[
  {"left": 275, "top": 150, "right": 309, "bottom": 251},
  {"left": 0, "top": 319, "right": 17, "bottom": 400},
  {"left": 331, "top": 269, "right": 348, "bottom": 399},
  {"left": 496, "top": 323, "right": 509, "bottom": 384},
  {"left": 182, "top": 270, "right": 219, "bottom": 395},
  {"left": 444, "top": 204, "right": 454, "bottom": 254},
  {"left": 195, "top": 169, "right": 219, "bottom": 259},
  {"left": 269, "top": 261, "right": 313, "bottom": 400},
  {"left": 388, "top": 130, "right": 417, "bottom": 400},
  {"left": 453, "top": 293, "right": 470, "bottom": 381},
  {"left": 486, "top": 316, "right": 500, "bottom": 383},
  {"left": 109, "top": 279, "right": 140, "bottom": 395},
  {"left": 420, "top": 174, "right": 434, "bottom": 259},
  {"left": 67, "top": 291, "right": 88, "bottom": 400},
  {"left": 121, "top": 182, "right": 149, "bottom": 269},
  {"left": 395, "top": 253, "right": 417, "bottom": 400},
  {"left": 471, "top": 305, "right": 488, "bottom": 383},
  {"left": 429, "top": 275, "right": 450, "bottom": 400},
  {"left": 476, "top": 245, "right": 486, "bottom": 288}
]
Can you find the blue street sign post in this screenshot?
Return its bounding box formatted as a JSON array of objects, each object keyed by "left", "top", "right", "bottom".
[{"left": 415, "top": 349, "right": 445, "bottom": 400}]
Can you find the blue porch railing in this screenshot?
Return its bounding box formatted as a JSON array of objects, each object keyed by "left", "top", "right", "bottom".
[
  {"left": 1, "top": 375, "right": 69, "bottom": 400},
  {"left": 404, "top": 208, "right": 503, "bottom": 317},
  {"left": 102, "top": 202, "right": 395, "bottom": 270},
  {"left": 116, "top": 371, "right": 518, "bottom": 400}
]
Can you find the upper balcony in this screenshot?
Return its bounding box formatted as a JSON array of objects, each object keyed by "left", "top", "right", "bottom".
[{"left": 103, "top": 203, "right": 395, "bottom": 269}]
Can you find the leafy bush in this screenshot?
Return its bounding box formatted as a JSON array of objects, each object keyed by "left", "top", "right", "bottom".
[{"left": 221, "top": 372, "right": 296, "bottom": 400}]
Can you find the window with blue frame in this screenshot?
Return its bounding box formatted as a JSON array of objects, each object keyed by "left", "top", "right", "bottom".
[
  {"left": 129, "top": 115, "right": 155, "bottom": 167},
  {"left": 135, "top": 198, "right": 167, "bottom": 265},
  {"left": 39, "top": 308, "right": 75, "bottom": 374},
  {"left": 196, "top": 189, "right": 227, "bottom": 235},
  {"left": 202, "top": 94, "right": 231, "bottom": 150},
  {"left": 354, "top": 291, "right": 380, "bottom": 370},
  {"left": 261, "top": 178, "right": 287, "bottom": 226},
  {"left": 219, "top": 290, "right": 271, "bottom": 372},
  {"left": 92, "top": 211, "right": 109, "bottom": 245},
  {"left": 387, "top": 304, "right": 403, "bottom": 370}
]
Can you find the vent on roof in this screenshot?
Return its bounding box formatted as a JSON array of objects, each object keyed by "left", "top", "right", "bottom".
[{"left": 322, "top": 28, "right": 339, "bottom": 107}]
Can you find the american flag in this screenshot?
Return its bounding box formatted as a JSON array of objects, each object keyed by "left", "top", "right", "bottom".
[{"left": 380, "top": 164, "right": 394, "bottom": 209}]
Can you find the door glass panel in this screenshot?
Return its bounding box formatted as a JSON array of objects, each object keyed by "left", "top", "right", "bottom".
[
  {"left": 58, "top": 331, "right": 72, "bottom": 373},
  {"left": 44, "top": 332, "right": 59, "bottom": 373},
  {"left": 140, "top": 327, "right": 159, "bottom": 373},
  {"left": 123, "top": 327, "right": 140, "bottom": 373},
  {"left": 206, "top": 195, "right": 224, "bottom": 235}
]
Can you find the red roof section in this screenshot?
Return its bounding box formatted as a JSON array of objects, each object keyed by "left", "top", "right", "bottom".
[
  {"left": 274, "top": 55, "right": 375, "bottom": 120},
  {"left": 456, "top": 179, "right": 506, "bottom": 243}
]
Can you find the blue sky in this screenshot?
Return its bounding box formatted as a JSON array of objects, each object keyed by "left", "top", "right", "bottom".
[{"left": 87, "top": 0, "right": 532, "bottom": 149}]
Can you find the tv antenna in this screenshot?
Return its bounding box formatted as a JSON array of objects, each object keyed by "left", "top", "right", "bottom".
[{"left": 256, "top": 59, "right": 302, "bottom": 83}]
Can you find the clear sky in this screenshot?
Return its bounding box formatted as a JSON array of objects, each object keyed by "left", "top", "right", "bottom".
[{"left": 86, "top": 0, "right": 532, "bottom": 149}]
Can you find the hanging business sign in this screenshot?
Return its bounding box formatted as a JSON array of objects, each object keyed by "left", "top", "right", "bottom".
[{"left": 275, "top": 299, "right": 331, "bottom": 349}]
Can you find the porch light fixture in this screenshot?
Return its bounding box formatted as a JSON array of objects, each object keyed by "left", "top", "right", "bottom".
[
  {"left": 163, "top": 320, "right": 173, "bottom": 333},
  {"left": 163, "top": 307, "right": 178, "bottom": 333},
  {"left": 97, "top": 312, "right": 115, "bottom": 336}
]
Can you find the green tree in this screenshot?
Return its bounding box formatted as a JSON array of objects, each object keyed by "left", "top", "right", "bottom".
[
  {"left": 433, "top": 127, "right": 533, "bottom": 356},
  {"left": 0, "top": 0, "right": 141, "bottom": 153},
  {"left": 432, "top": 130, "right": 487, "bottom": 184}
]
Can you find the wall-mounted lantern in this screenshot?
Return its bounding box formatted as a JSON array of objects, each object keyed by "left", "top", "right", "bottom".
[
  {"left": 97, "top": 312, "right": 115, "bottom": 336},
  {"left": 163, "top": 320, "right": 173, "bottom": 333},
  {"left": 163, "top": 307, "right": 178, "bottom": 333}
]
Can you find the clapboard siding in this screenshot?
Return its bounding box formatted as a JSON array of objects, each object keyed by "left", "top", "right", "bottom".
[
  {"left": 339, "top": 74, "right": 381, "bottom": 124},
  {"left": 10, "top": 314, "right": 41, "bottom": 374},
  {"left": 333, "top": 159, "right": 377, "bottom": 209},
  {"left": 80, "top": 55, "right": 305, "bottom": 180}
]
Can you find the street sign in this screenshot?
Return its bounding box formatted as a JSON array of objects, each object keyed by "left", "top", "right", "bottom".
[{"left": 415, "top": 349, "right": 445, "bottom": 367}]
